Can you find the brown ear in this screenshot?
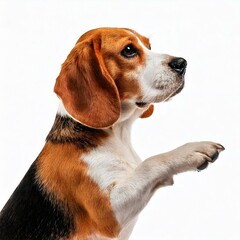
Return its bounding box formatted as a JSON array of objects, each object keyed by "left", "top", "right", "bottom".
[
  {"left": 140, "top": 104, "right": 154, "bottom": 118},
  {"left": 54, "top": 38, "right": 120, "bottom": 129}
]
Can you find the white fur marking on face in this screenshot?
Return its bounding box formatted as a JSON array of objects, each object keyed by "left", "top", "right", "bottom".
[{"left": 136, "top": 37, "right": 183, "bottom": 104}]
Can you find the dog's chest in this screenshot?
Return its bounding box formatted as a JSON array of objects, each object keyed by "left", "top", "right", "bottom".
[{"left": 82, "top": 134, "right": 141, "bottom": 191}]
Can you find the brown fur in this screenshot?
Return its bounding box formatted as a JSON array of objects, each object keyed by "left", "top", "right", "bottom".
[
  {"left": 54, "top": 37, "right": 120, "bottom": 129},
  {"left": 36, "top": 142, "right": 120, "bottom": 239}
]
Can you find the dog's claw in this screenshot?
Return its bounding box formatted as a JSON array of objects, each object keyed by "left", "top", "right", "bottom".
[
  {"left": 197, "top": 161, "right": 209, "bottom": 171},
  {"left": 211, "top": 151, "right": 219, "bottom": 162},
  {"left": 216, "top": 144, "right": 225, "bottom": 151}
]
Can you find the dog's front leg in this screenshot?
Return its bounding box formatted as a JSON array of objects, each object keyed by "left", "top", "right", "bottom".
[{"left": 110, "top": 141, "right": 224, "bottom": 228}]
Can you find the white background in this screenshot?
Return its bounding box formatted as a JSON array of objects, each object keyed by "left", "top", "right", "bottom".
[{"left": 0, "top": 0, "right": 240, "bottom": 239}]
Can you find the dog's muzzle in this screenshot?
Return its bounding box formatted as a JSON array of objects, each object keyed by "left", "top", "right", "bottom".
[{"left": 168, "top": 57, "right": 187, "bottom": 76}]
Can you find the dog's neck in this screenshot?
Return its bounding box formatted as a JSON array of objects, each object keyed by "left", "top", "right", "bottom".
[
  {"left": 50, "top": 101, "right": 146, "bottom": 148},
  {"left": 111, "top": 101, "right": 145, "bottom": 142}
]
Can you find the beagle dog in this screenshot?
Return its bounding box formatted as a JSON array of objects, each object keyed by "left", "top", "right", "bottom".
[{"left": 0, "top": 28, "right": 224, "bottom": 240}]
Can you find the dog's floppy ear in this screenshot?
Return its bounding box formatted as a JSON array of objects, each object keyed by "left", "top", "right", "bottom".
[
  {"left": 140, "top": 104, "right": 154, "bottom": 118},
  {"left": 54, "top": 37, "right": 120, "bottom": 129}
]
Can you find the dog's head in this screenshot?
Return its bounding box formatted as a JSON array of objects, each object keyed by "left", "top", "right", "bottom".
[{"left": 54, "top": 28, "right": 187, "bottom": 128}]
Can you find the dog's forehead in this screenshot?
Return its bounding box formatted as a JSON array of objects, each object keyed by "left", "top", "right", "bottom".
[
  {"left": 124, "top": 28, "right": 150, "bottom": 48},
  {"left": 77, "top": 28, "right": 150, "bottom": 48}
]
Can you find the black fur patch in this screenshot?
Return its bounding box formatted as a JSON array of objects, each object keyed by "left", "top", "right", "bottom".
[
  {"left": 46, "top": 114, "right": 108, "bottom": 149},
  {"left": 0, "top": 161, "right": 73, "bottom": 240}
]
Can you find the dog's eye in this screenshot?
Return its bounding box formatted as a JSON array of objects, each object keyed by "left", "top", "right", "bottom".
[{"left": 121, "top": 44, "right": 138, "bottom": 58}]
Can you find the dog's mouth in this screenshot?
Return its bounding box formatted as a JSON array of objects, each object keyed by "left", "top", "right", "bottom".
[
  {"left": 136, "top": 80, "right": 185, "bottom": 108},
  {"left": 136, "top": 102, "right": 148, "bottom": 108}
]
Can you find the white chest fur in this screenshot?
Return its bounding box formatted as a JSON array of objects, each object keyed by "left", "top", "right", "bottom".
[
  {"left": 82, "top": 122, "right": 142, "bottom": 192},
  {"left": 82, "top": 120, "right": 141, "bottom": 240}
]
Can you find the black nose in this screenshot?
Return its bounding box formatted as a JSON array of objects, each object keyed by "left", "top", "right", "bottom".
[{"left": 168, "top": 57, "right": 187, "bottom": 76}]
